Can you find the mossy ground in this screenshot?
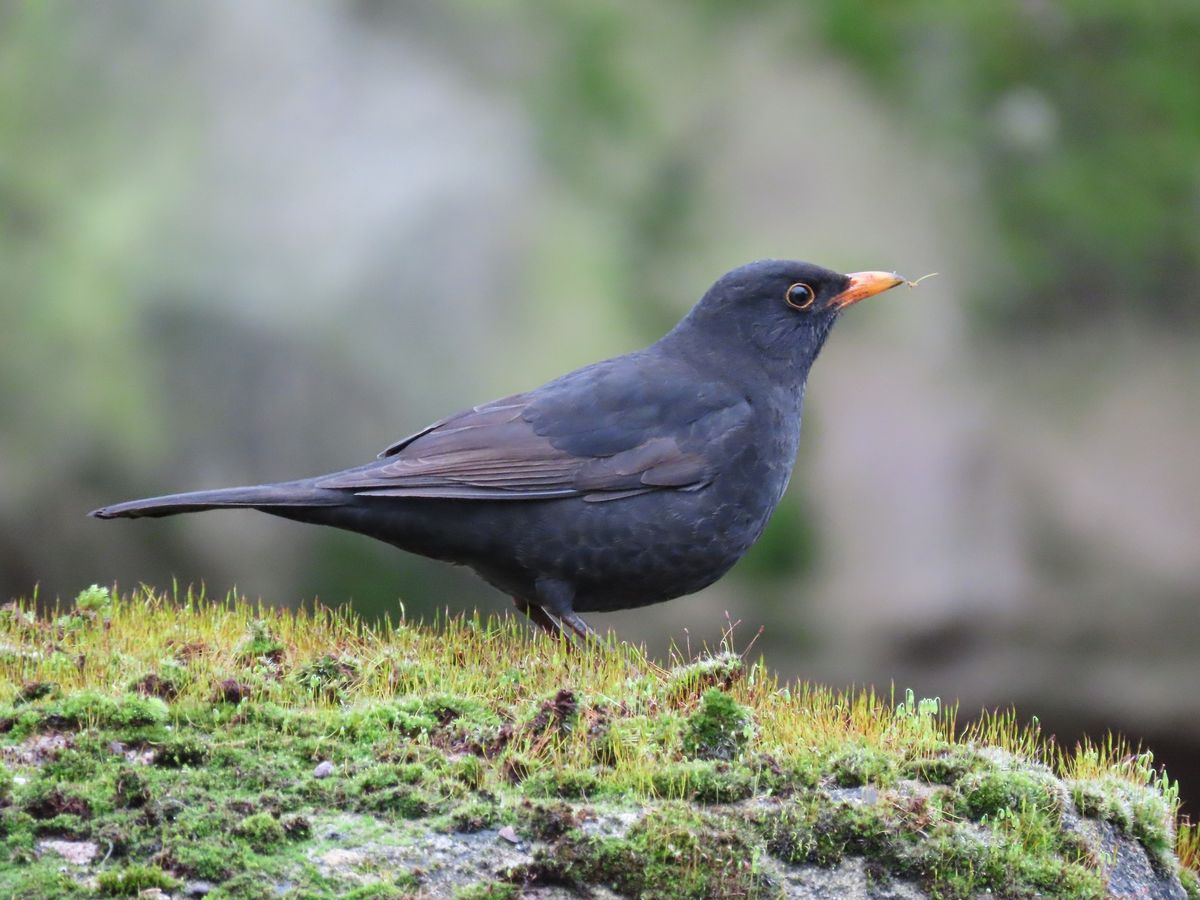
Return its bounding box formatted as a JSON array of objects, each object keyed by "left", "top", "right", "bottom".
[{"left": 0, "top": 586, "right": 1196, "bottom": 898}]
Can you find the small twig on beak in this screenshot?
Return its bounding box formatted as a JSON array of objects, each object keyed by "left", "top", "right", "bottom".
[{"left": 904, "top": 272, "right": 938, "bottom": 288}]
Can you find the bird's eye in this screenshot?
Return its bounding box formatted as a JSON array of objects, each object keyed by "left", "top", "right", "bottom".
[{"left": 786, "top": 282, "right": 815, "bottom": 310}]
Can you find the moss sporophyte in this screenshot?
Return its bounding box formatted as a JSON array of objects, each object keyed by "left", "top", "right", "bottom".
[{"left": 0, "top": 586, "right": 1195, "bottom": 897}]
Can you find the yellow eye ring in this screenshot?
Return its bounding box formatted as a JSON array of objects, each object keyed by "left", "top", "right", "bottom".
[{"left": 786, "top": 282, "right": 815, "bottom": 310}]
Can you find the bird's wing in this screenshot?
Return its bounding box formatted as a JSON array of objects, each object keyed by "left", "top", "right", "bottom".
[{"left": 316, "top": 355, "right": 751, "bottom": 502}]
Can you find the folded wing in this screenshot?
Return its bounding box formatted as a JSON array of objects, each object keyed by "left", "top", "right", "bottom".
[{"left": 316, "top": 355, "right": 751, "bottom": 502}]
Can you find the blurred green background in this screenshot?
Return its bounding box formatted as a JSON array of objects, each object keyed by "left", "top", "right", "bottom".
[{"left": 2, "top": 2, "right": 1199, "bottom": 803}]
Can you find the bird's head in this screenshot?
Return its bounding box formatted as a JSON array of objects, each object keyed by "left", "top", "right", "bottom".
[{"left": 667, "top": 259, "right": 906, "bottom": 380}]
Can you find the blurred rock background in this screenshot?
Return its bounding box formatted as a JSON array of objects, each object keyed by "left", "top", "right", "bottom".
[{"left": 2, "top": 2, "right": 1198, "bottom": 804}]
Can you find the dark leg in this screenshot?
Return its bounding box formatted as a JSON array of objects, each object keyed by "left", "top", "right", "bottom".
[
  {"left": 511, "top": 596, "right": 563, "bottom": 636},
  {"left": 559, "top": 610, "right": 597, "bottom": 641},
  {"left": 535, "top": 576, "right": 596, "bottom": 642}
]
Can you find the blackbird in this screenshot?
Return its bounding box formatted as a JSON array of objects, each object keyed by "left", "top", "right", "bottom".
[{"left": 92, "top": 260, "right": 904, "bottom": 637}]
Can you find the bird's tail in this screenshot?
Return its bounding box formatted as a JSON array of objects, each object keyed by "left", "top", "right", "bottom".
[{"left": 90, "top": 480, "right": 346, "bottom": 520}]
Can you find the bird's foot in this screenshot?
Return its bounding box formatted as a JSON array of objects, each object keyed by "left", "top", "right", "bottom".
[
  {"left": 511, "top": 596, "right": 563, "bottom": 636},
  {"left": 558, "top": 610, "right": 597, "bottom": 643},
  {"left": 511, "top": 596, "right": 597, "bottom": 649}
]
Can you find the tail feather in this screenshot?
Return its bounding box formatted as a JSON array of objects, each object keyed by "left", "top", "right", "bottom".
[{"left": 90, "top": 481, "right": 346, "bottom": 520}]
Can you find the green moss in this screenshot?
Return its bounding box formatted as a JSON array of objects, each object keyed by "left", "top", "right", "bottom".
[
  {"left": 111, "top": 767, "right": 151, "bottom": 809},
  {"left": 526, "top": 805, "right": 765, "bottom": 899},
  {"left": 751, "top": 787, "right": 1109, "bottom": 899},
  {"left": 449, "top": 754, "right": 486, "bottom": 790},
  {"left": 903, "top": 748, "right": 986, "bottom": 785},
  {"left": 0, "top": 865, "right": 86, "bottom": 897},
  {"left": 665, "top": 651, "right": 744, "bottom": 703},
  {"left": 152, "top": 733, "right": 210, "bottom": 768},
  {"left": 1071, "top": 776, "right": 1136, "bottom": 833},
  {"left": 355, "top": 778, "right": 436, "bottom": 819},
  {"left": 1130, "top": 788, "right": 1175, "bottom": 868},
  {"left": 291, "top": 653, "right": 358, "bottom": 701},
  {"left": 209, "top": 869, "right": 282, "bottom": 899},
  {"left": 42, "top": 746, "right": 103, "bottom": 783},
  {"left": 234, "top": 812, "right": 286, "bottom": 851},
  {"left": 592, "top": 712, "right": 684, "bottom": 766},
  {"left": 443, "top": 798, "right": 498, "bottom": 833},
  {"left": 0, "top": 588, "right": 1189, "bottom": 896},
  {"left": 14, "top": 691, "right": 168, "bottom": 736},
  {"left": 497, "top": 750, "right": 540, "bottom": 785},
  {"left": 96, "top": 864, "right": 180, "bottom": 896},
  {"left": 237, "top": 619, "right": 286, "bottom": 664},
  {"left": 344, "top": 882, "right": 418, "bottom": 900},
  {"left": 1, "top": 708, "right": 41, "bottom": 738},
  {"left": 16, "top": 681, "right": 57, "bottom": 704},
  {"left": 357, "top": 763, "right": 428, "bottom": 790},
  {"left": 100, "top": 694, "right": 170, "bottom": 730},
  {"left": 681, "top": 689, "right": 752, "bottom": 761},
  {"left": 230, "top": 701, "right": 293, "bottom": 730},
  {"left": 454, "top": 881, "right": 519, "bottom": 899},
  {"left": 162, "top": 840, "right": 247, "bottom": 882},
  {"left": 515, "top": 799, "right": 578, "bottom": 841},
  {"left": 522, "top": 766, "right": 601, "bottom": 799},
  {"left": 651, "top": 759, "right": 755, "bottom": 803},
  {"left": 958, "top": 767, "right": 1060, "bottom": 821},
  {"left": 1, "top": 809, "right": 38, "bottom": 852},
  {"left": 341, "top": 700, "right": 439, "bottom": 742},
  {"left": 828, "top": 743, "right": 897, "bottom": 787},
  {"left": 1180, "top": 867, "right": 1199, "bottom": 900},
  {"left": 21, "top": 782, "right": 95, "bottom": 823},
  {"left": 281, "top": 813, "right": 311, "bottom": 839},
  {"left": 74, "top": 584, "right": 114, "bottom": 615},
  {"left": 31, "top": 813, "right": 91, "bottom": 839},
  {"left": 757, "top": 795, "right": 891, "bottom": 867},
  {"left": 768, "top": 752, "right": 822, "bottom": 791}
]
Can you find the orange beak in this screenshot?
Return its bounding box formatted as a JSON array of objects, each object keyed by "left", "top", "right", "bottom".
[{"left": 831, "top": 271, "right": 906, "bottom": 310}]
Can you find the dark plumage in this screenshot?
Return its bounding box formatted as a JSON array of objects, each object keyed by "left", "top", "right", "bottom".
[{"left": 92, "top": 260, "right": 904, "bottom": 637}]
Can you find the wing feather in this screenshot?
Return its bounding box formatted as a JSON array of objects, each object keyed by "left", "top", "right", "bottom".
[{"left": 319, "top": 355, "right": 750, "bottom": 501}]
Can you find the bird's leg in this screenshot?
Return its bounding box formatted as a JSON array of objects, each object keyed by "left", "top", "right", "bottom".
[
  {"left": 511, "top": 595, "right": 564, "bottom": 637},
  {"left": 558, "top": 610, "right": 597, "bottom": 642},
  {"left": 534, "top": 577, "right": 597, "bottom": 644}
]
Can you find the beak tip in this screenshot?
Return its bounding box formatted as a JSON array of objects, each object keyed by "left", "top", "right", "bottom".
[{"left": 833, "top": 270, "right": 908, "bottom": 309}]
